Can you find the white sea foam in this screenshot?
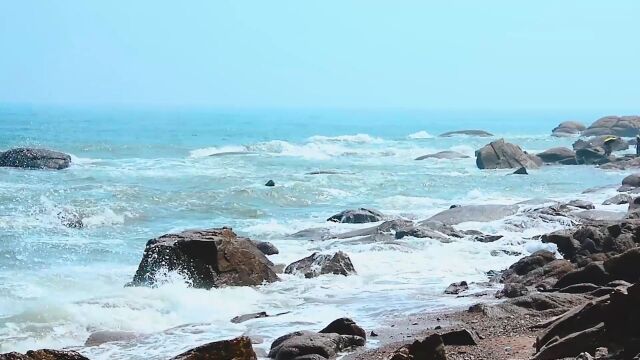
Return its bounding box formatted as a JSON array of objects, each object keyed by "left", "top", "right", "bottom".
[
  {"left": 407, "top": 130, "right": 434, "bottom": 139},
  {"left": 188, "top": 145, "right": 248, "bottom": 158},
  {"left": 307, "top": 133, "right": 384, "bottom": 144}
]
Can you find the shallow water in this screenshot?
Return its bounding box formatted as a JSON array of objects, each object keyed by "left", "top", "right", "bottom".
[{"left": 0, "top": 106, "right": 632, "bottom": 358}]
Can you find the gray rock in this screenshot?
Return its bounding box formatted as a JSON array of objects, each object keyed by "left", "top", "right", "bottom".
[
  {"left": 602, "top": 194, "right": 632, "bottom": 205},
  {"left": 475, "top": 139, "right": 542, "bottom": 169},
  {"left": 512, "top": 167, "right": 528, "bottom": 175},
  {"left": 0, "top": 148, "right": 71, "bottom": 170},
  {"left": 582, "top": 115, "right": 640, "bottom": 137},
  {"left": 567, "top": 200, "right": 595, "bottom": 210},
  {"left": 288, "top": 228, "right": 332, "bottom": 241},
  {"left": 415, "top": 151, "right": 470, "bottom": 160},
  {"left": 444, "top": 281, "right": 468, "bottom": 295},
  {"left": 252, "top": 241, "right": 279, "bottom": 255},
  {"left": 171, "top": 336, "right": 257, "bottom": 360},
  {"left": 327, "top": 208, "right": 384, "bottom": 223},
  {"left": 85, "top": 330, "right": 138, "bottom": 346},
  {"left": 440, "top": 130, "right": 493, "bottom": 137},
  {"left": 537, "top": 147, "right": 577, "bottom": 164},
  {"left": 285, "top": 252, "right": 356, "bottom": 278},
  {"left": 388, "top": 334, "right": 446, "bottom": 360},
  {"left": 319, "top": 318, "right": 366, "bottom": 340},
  {"left": 552, "top": 121, "right": 586, "bottom": 137},
  {"left": 268, "top": 331, "right": 365, "bottom": 360},
  {"left": 427, "top": 204, "right": 519, "bottom": 225},
  {"left": 440, "top": 329, "right": 478, "bottom": 346},
  {"left": 496, "top": 283, "right": 529, "bottom": 298}
]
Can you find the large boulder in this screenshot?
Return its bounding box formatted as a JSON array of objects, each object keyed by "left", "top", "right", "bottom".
[
  {"left": 426, "top": 204, "right": 519, "bottom": 225},
  {"left": 388, "top": 334, "right": 446, "bottom": 360},
  {"left": 439, "top": 130, "right": 493, "bottom": 137},
  {"left": 618, "top": 173, "right": 640, "bottom": 192},
  {"left": 603, "top": 194, "right": 632, "bottom": 205},
  {"left": 552, "top": 121, "right": 586, "bottom": 137},
  {"left": 537, "top": 147, "right": 577, "bottom": 165},
  {"left": 319, "top": 318, "right": 366, "bottom": 340},
  {"left": 268, "top": 331, "right": 365, "bottom": 360},
  {"left": 0, "top": 148, "right": 71, "bottom": 170},
  {"left": 0, "top": 350, "right": 89, "bottom": 360},
  {"left": 285, "top": 252, "right": 356, "bottom": 278},
  {"left": 415, "top": 151, "right": 469, "bottom": 160},
  {"left": 475, "top": 139, "right": 542, "bottom": 169},
  {"left": 603, "top": 248, "right": 640, "bottom": 282},
  {"left": 171, "top": 336, "right": 257, "bottom": 360},
  {"left": 501, "top": 250, "right": 576, "bottom": 290},
  {"left": 582, "top": 115, "right": 640, "bottom": 137},
  {"left": 128, "top": 227, "right": 279, "bottom": 289},
  {"left": 573, "top": 136, "right": 629, "bottom": 152},
  {"left": 327, "top": 208, "right": 384, "bottom": 223}
]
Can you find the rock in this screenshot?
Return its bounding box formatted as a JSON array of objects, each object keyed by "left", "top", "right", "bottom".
[
  {"left": 171, "top": 336, "right": 257, "bottom": 360},
  {"left": 582, "top": 115, "right": 640, "bottom": 137},
  {"left": 574, "top": 136, "right": 629, "bottom": 152},
  {"left": 265, "top": 180, "right": 276, "bottom": 187},
  {"left": 474, "top": 234, "right": 503, "bottom": 243},
  {"left": 389, "top": 334, "right": 446, "bottom": 360},
  {"left": 85, "top": 330, "right": 138, "bottom": 346},
  {"left": 496, "top": 283, "right": 529, "bottom": 298},
  {"left": 552, "top": 121, "right": 586, "bottom": 137},
  {"left": 394, "top": 225, "right": 450, "bottom": 240},
  {"left": 575, "top": 147, "right": 611, "bottom": 165},
  {"left": 475, "top": 139, "right": 542, "bottom": 169},
  {"left": 319, "top": 318, "right": 366, "bottom": 340},
  {"left": 603, "top": 248, "right": 640, "bottom": 282},
  {"left": 415, "top": 151, "right": 470, "bottom": 160},
  {"left": 554, "top": 263, "right": 611, "bottom": 289},
  {"left": 439, "top": 329, "right": 478, "bottom": 346},
  {"left": 252, "top": 241, "right": 279, "bottom": 255},
  {"left": 599, "top": 157, "right": 640, "bottom": 170},
  {"left": 537, "top": 147, "right": 577, "bottom": 164},
  {"left": 542, "top": 229, "right": 582, "bottom": 259},
  {"left": 507, "top": 292, "right": 588, "bottom": 312},
  {"left": 306, "top": 171, "right": 343, "bottom": 175},
  {"left": 439, "top": 130, "right": 493, "bottom": 137},
  {"left": 231, "top": 312, "right": 269, "bottom": 324},
  {"left": 0, "top": 148, "right": 71, "bottom": 170},
  {"left": 268, "top": 331, "right": 365, "bottom": 360},
  {"left": 444, "top": 281, "right": 468, "bottom": 295},
  {"left": 426, "top": 204, "right": 519, "bottom": 225},
  {"left": 128, "top": 227, "right": 279, "bottom": 289},
  {"left": 512, "top": 167, "right": 528, "bottom": 175},
  {"left": 285, "top": 252, "right": 356, "bottom": 278},
  {"left": 603, "top": 194, "right": 632, "bottom": 205},
  {"left": 567, "top": 200, "right": 595, "bottom": 210},
  {"left": 619, "top": 173, "right": 640, "bottom": 192},
  {"left": 327, "top": 208, "right": 384, "bottom": 223},
  {"left": 501, "top": 251, "right": 575, "bottom": 290},
  {"left": 0, "top": 350, "right": 89, "bottom": 360},
  {"left": 288, "top": 228, "right": 332, "bottom": 241}
]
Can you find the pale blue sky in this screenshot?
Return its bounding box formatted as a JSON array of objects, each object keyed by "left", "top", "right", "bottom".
[{"left": 0, "top": 1, "right": 638, "bottom": 110}]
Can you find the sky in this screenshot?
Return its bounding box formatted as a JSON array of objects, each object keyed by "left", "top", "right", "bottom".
[{"left": 0, "top": 1, "right": 639, "bottom": 110}]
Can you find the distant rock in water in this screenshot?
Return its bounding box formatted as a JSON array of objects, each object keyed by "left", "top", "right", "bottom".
[
  {"left": 439, "top": 130, "right": 493, "bottom": 137},
  {"left": 327, "top": 208, "right": 384, "bottom": 223},
  {"left": 537, "top": 147, "right": 577, "bottom": 165},
  {"left": 265, "top": 180, "right": 275, "bottom": 187},
  {"left": 551, "top": 121, "right": 585, "bottom": 137},
  {"left": 208, "top": 151, "right": 256, "bottom": 157},
  {"left": 444, "top": 281, "right": 468, "bottom": 294},
  {"left": 475, "top": 139, "right": 542, "bottom": 169},
  {"left": 85, "top": 330, "right": 138, "bottom": 346},
  {"left": 573, "top": 136, "right": 629, "bottom": 152},
  {"left": 512, "top": 167, "right": 528, "bottom": 175},
  {"left": 285, "top": 251, "right": 356, "bottom": 278},
  {"left": 415, "top": 151, "right": 470, "bottom": 160},
  {"left": 0, "top": 148, "right": 71, "bottom": 170},
  {"left": 128, "top": 227, "right": 279, "bottom": 289},
  {"left": 170, "top": 336, "right": 257, "bottom": 360},
  {"left": 306, "top": 170, "right": 344, "bottom": 175},
  {"left": 581, "top": 115, "right": 640, "bottom": 137},
  {"left": 0, "top": 349, "right": 90, "bottom": 360}
]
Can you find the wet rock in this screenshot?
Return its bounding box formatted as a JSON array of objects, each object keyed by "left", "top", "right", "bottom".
[
  {"left": 507, "top": 292, "right": 588, "bottom": 312},
  {"left": 319, "top": 318, "right": 366, "bottom": 340},
  {"left": 475, "top": 139, "right": 542, "bottom": 169},
  {"left": 394, "top": 225, "right": 449, "bottom": 240},
  {"left": 306, "top": 170, "right": 343, "bottom": 175},
  {"left": 0, "top": 148, "right": 71, "bottom": 170},
  {"left": 128, "top": 227, "right": 279, "bottom": 289},
  {"left": 501, "top": 251, "right": 575, "bottom": 290},
  {"left": 496, "top": 283, "right": 529, "bottom": 298},
  {"left": 574, "top": 136, "right": 629, "bottom": 152},
  {"left": 567, "top": 200, "right": 595, "bottom": 210},
  {"left": 389, "top": 334, "right": 446, "bottom": 360},
  {"left": 268, "top": 331, "right": 365, "bottom": 360},
  {"left": 171, "top": 336, "right": 257, "bottom": 360},
  {"left": 85, "top": 330, "right": 138, "bottom": 346},
  {"left": 552, "top": 121, "right": 586, "bottom": 137},
  {"left": 440, "top": 129, "right": 493, "bottom": 137},
  {"left": 537, "top": 147, "right": 577, "bottom": 164},
  {"left": 439, "top": 329, "right": 478, "bottom": 345},
  {"left": 512, "top": 167, "right": 528, "bottom": 175},
  {"left": 474, "top": 234, "right": 503, "bottom": 243},
  {"left": 252, "top": 241, "right": 279, "bottom": 255},
  {"left": 619, "top": 173, "right": 640, "bottom": 192},
  {"left": 444, "top": 281, "right": 468, "bottom": 295},
  {"left": 575, "top": 147, "right": 611, "bottom": 165},
  {"left": 334, "top": 219, "right": 413, "bottom": 240},
  {"left": 231, "top": 312, "right": 269, "bottom": 324},
  {"left": 603, "top": 248, "right": 640, "bottom": 282},
  {"left": 285, "top": 251, "right": 355, "bottom": 278},
  {"left": 327, "top": 208, "right": 384, "bottom": 224},
  {"left": 426, "top": 204, "right": 519, "bottom": 225},
  {"left": 603, "top": 194, "right": 632, "bottom": 205},
  {"left": 288, "top": 228, "right": 331, "bottom": 241},
  {"left": 265, "top": 180, "right": 276, "bottom": 187},
  {"left": 0, "top": 350, "right": 89, "bottom": 360},
  {"left": 415, "top": 151, "right": 469, "bottom": 160},
  {"left": 599, "top": 156, "right": 640, "bottom": 170},
  {"left": 582, "top": 115, "right": 640, "bottom": 137},
  {"left": 554, "top": 263, "right": 610, "bottom": 289}
]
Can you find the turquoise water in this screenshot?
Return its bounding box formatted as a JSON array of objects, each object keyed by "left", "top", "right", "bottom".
[{"left": 0, "top": 106, "right": 630, "bottom": 359}]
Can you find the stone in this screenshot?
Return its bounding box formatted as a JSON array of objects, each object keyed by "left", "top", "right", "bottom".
[
  {"left": 252, "top": 241, "right": 279, "bottom": 255},
  {"left": 603, "top": 194, "right": 632, "bottom": 205},
  {"left": 85, "top": 330, "right": 138, "bottom": 346},
  {"left": 439, "top": 329, "right": 477, "bottom": 346},
  {"left": 603, "top": 248, "right": 640, "bottom": 282},
  {"left": 512, "top": 167, "right": 528, "bottom": 175},
  {"left": 444, "top": 281, "right": 468, "bottom": 295},
  {"left": 284, "top": 252, "right": 356, "bottom": 278},
  {"left": 327, "top": 208, "right": 384, "bottom": 223},
  {"left": 268, "top": 331, "right": 365, "bottom": 360},
  {"left": 0, "top": 148, "right": 71, "bottom": 170},
  {"left": 537, "top": 147, "right": 577, "bottom": 164},
  {"left": 567, "top": 200, "right": 595, "bottom": 210},
  {"left": 574, "top": 136, "right": 629, "bottom": 152},
  {"left": 415, "top": 151, "right": 470, "bottom": 160},
  {"left": 475, "top": 139, "right": 542, "bottom": 169},
  {"left": 265, "top": 180, "right": 276, "bottom": 187},
  {"left": 319, "top": 318, "right": 366, "bottom": 340},
  {"left": 0, "top": 350, "right": 89, "bottom": 360},
  {"left": 389, "top": 334, "right": 446, "bottom": 360},
  {"left": 552, "top": 121, "right": 586, "bottom": 137},
  {"left": 128, "top": 227, "right": 279, "bottom": 289},
  {"left": 439, "top": 130, "right": 493, "bottom": 137},
  {"left": 171, "top": 336, "right": 257, "bottom": 360},
  {"left": 554, "top": 263, "right": 610, "bottom": 289},
  {"left": 582, "top": 115, "right": 640, "bottom": 137},
  {"left": 496, "top": 283, "right": 529, "bottom": 298},
  {"left": 619, "top": 173, "right": 640, "bottom": 192},
  {"left": 426, "top": 204, "right": 519, "bottom": 225},
  {"left": 231, "top": 312, "right": 269, "bottom": 324}
]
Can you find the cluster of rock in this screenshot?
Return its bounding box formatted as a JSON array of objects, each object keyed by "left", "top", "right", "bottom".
[{"left": 0, "top": 148, "right": 71, "bottom": 170}]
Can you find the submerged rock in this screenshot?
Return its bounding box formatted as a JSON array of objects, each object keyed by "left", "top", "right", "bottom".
[
  {"left": 251, "top": 240, "right": 279, "bottom": 255},
  {"left": 475, "top": 139, "right": 542, "bottom": 169},
  {"left": 85, "top": 330, "right": 138, "bottom": 346},
  {"left": 415, "top": 151, "right": 469, "bottom": 160},
  {"left": 171, "top": 336, "right": 257, "bottom": 360},
  {"left": 439, "top": 130, "right": 493, "bottom": 137},
  {"left": 552, "top": 121, "right": 586, "bottom": 137},
  {"left": 128, "top": 227, "right": 279, "bottom": 289},
  {"left": 268, "top": 330, "right": 365, "bottom": 360},
  {"left": 285, "top": 251, "right": 356, "bottom": 278},
  {"left": 581, "top": 115, "right": 640, "bottom": 137},
  {"left": 0, "top": 148, "right": 71, "bottom": 170},
  {"left": 265, "top": 180, "right": 276, "bottom": 187},
  {"left": 327, "top": 208, "right": 384, "bottom": 223}
]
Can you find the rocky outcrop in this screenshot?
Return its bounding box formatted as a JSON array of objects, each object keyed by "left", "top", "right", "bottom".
[
  {"left": 285, "top": 252, "right": 356, "bottom": 278},
  {"left": 319, "top": 318, "right": 366, "bottom": 340},
  {"left": 444, "top": 281, "right": 468, "bottom": 295},
  {"left": 268, "top": 330, "right": 365, "bottom": 360},
  {"left": 599, "top": 156, "right": 640, "bottom": 170},
  {"left": 573, "top": 136, "right": 629, "bottom": 152},
  {"left": 500, "top": 250, "right": 575, "bottom": 290},
  {"left": 603, "top": 194, "right": 632, "bottom": 205},
  {"left": 415, "top": 151, "right": 469, "bottom": 160},
  {"left": 575, "top": 147, "right": 611, "bottom": 165},
  {"left": 536, "top": 147, "right": 577, "bottom": 165},
  {"left": 0, "top": 148, "right": 71, "bottom": 170},
  {"left": 389, "top": 334, "right": 446, "bottom": 360},
  {"left": 171, "top": 336, "right": 257, "bottom": 360},
  {"left": 128, "top": 227, "right": 279, "bottom": 289},
  {"left": 327, "top": 208, "right": 384, "bottom": 223},
  {"left": 0, "top": 350, "right": 89, "bottom": 360},
  {"left": 582, "top": 115, "right": 640, "bottom": 137},
  {"left": 475, "top": 139, "right": 542, "bottom": 169},
  {"left": 552, "top": 121, "right": 586, "bottom": 137},
  {"left": 426, "top": 204, "right": 519, "bottom": 225},
  {"left": 439, "top": 130, "right": 493, "bottom": 137}
]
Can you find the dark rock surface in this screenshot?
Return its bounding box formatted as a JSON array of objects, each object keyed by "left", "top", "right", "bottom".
[
  {"left": 567, "top": 200, "right": 595, "bottom": 210},
  {"left": 85, "top": 330, "right": 138, "bottom": 346},
  {"left": 602, "top": 194, "right": 632, "bottom": 205},
  {"left": 582, "top": 115, "right": 640, "bottom": 137},
  {"left": 536, "top": 147, "right": 577, "bottom": 165},
  {"left": 0, "top": 350, "right": 89, "bottom": 360},
  {"left": 319, "top": 318, "right": 366, "bottom": 340},
  {"left": 285, "top": 251, "right": 356, "bottom": 278},
  {"left": 129, "top": 227, "right": 279, "bottom": 289},
  {"left": 171, "top": 336, "right": 257, "bottom": 360},
  {"left": 265, "top": 180, "right": 276, "bottom": 187},
  {"left": 475, "top": 139, "right": 542, "bottom": 169},
  {"left": 0, "top": 148, "right": 71, "bottom": 170},
  {"left": 388, "top": 334, "right": 446, "bottom": 360},
  {"left": 512, "top": 167, "right": 528, "bottom": 175},
  {"left": 252, "top": 241, "right": 279, "bottom": 255},
  {"left": 268, "top": 331, "right": 365, "bottom": 360},
  {"left": 444, "top": 281, "right": 468, "bottom": 295},
  {"left": 327, "top": 208, "right": 384, "bottom": 224}
]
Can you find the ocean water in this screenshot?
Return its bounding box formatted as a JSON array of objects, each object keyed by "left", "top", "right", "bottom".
[{"left": 0, "top": 106, "right": 632, "bottom": 359}]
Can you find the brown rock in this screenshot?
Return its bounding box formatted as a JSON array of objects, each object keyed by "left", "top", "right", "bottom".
[
  {"left": 475, "top": 139, "right": 542, "bottom": 169},
  {"left": 171, "top": 336, "right": 257, "bottom": 360},
  {"left": 285, "top": 252, "right": 356, "bottom": 278}
]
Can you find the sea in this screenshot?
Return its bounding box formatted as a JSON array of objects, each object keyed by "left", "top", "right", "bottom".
[{"left": 0, "top": 106, "right": 632, "bottom": 359}]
